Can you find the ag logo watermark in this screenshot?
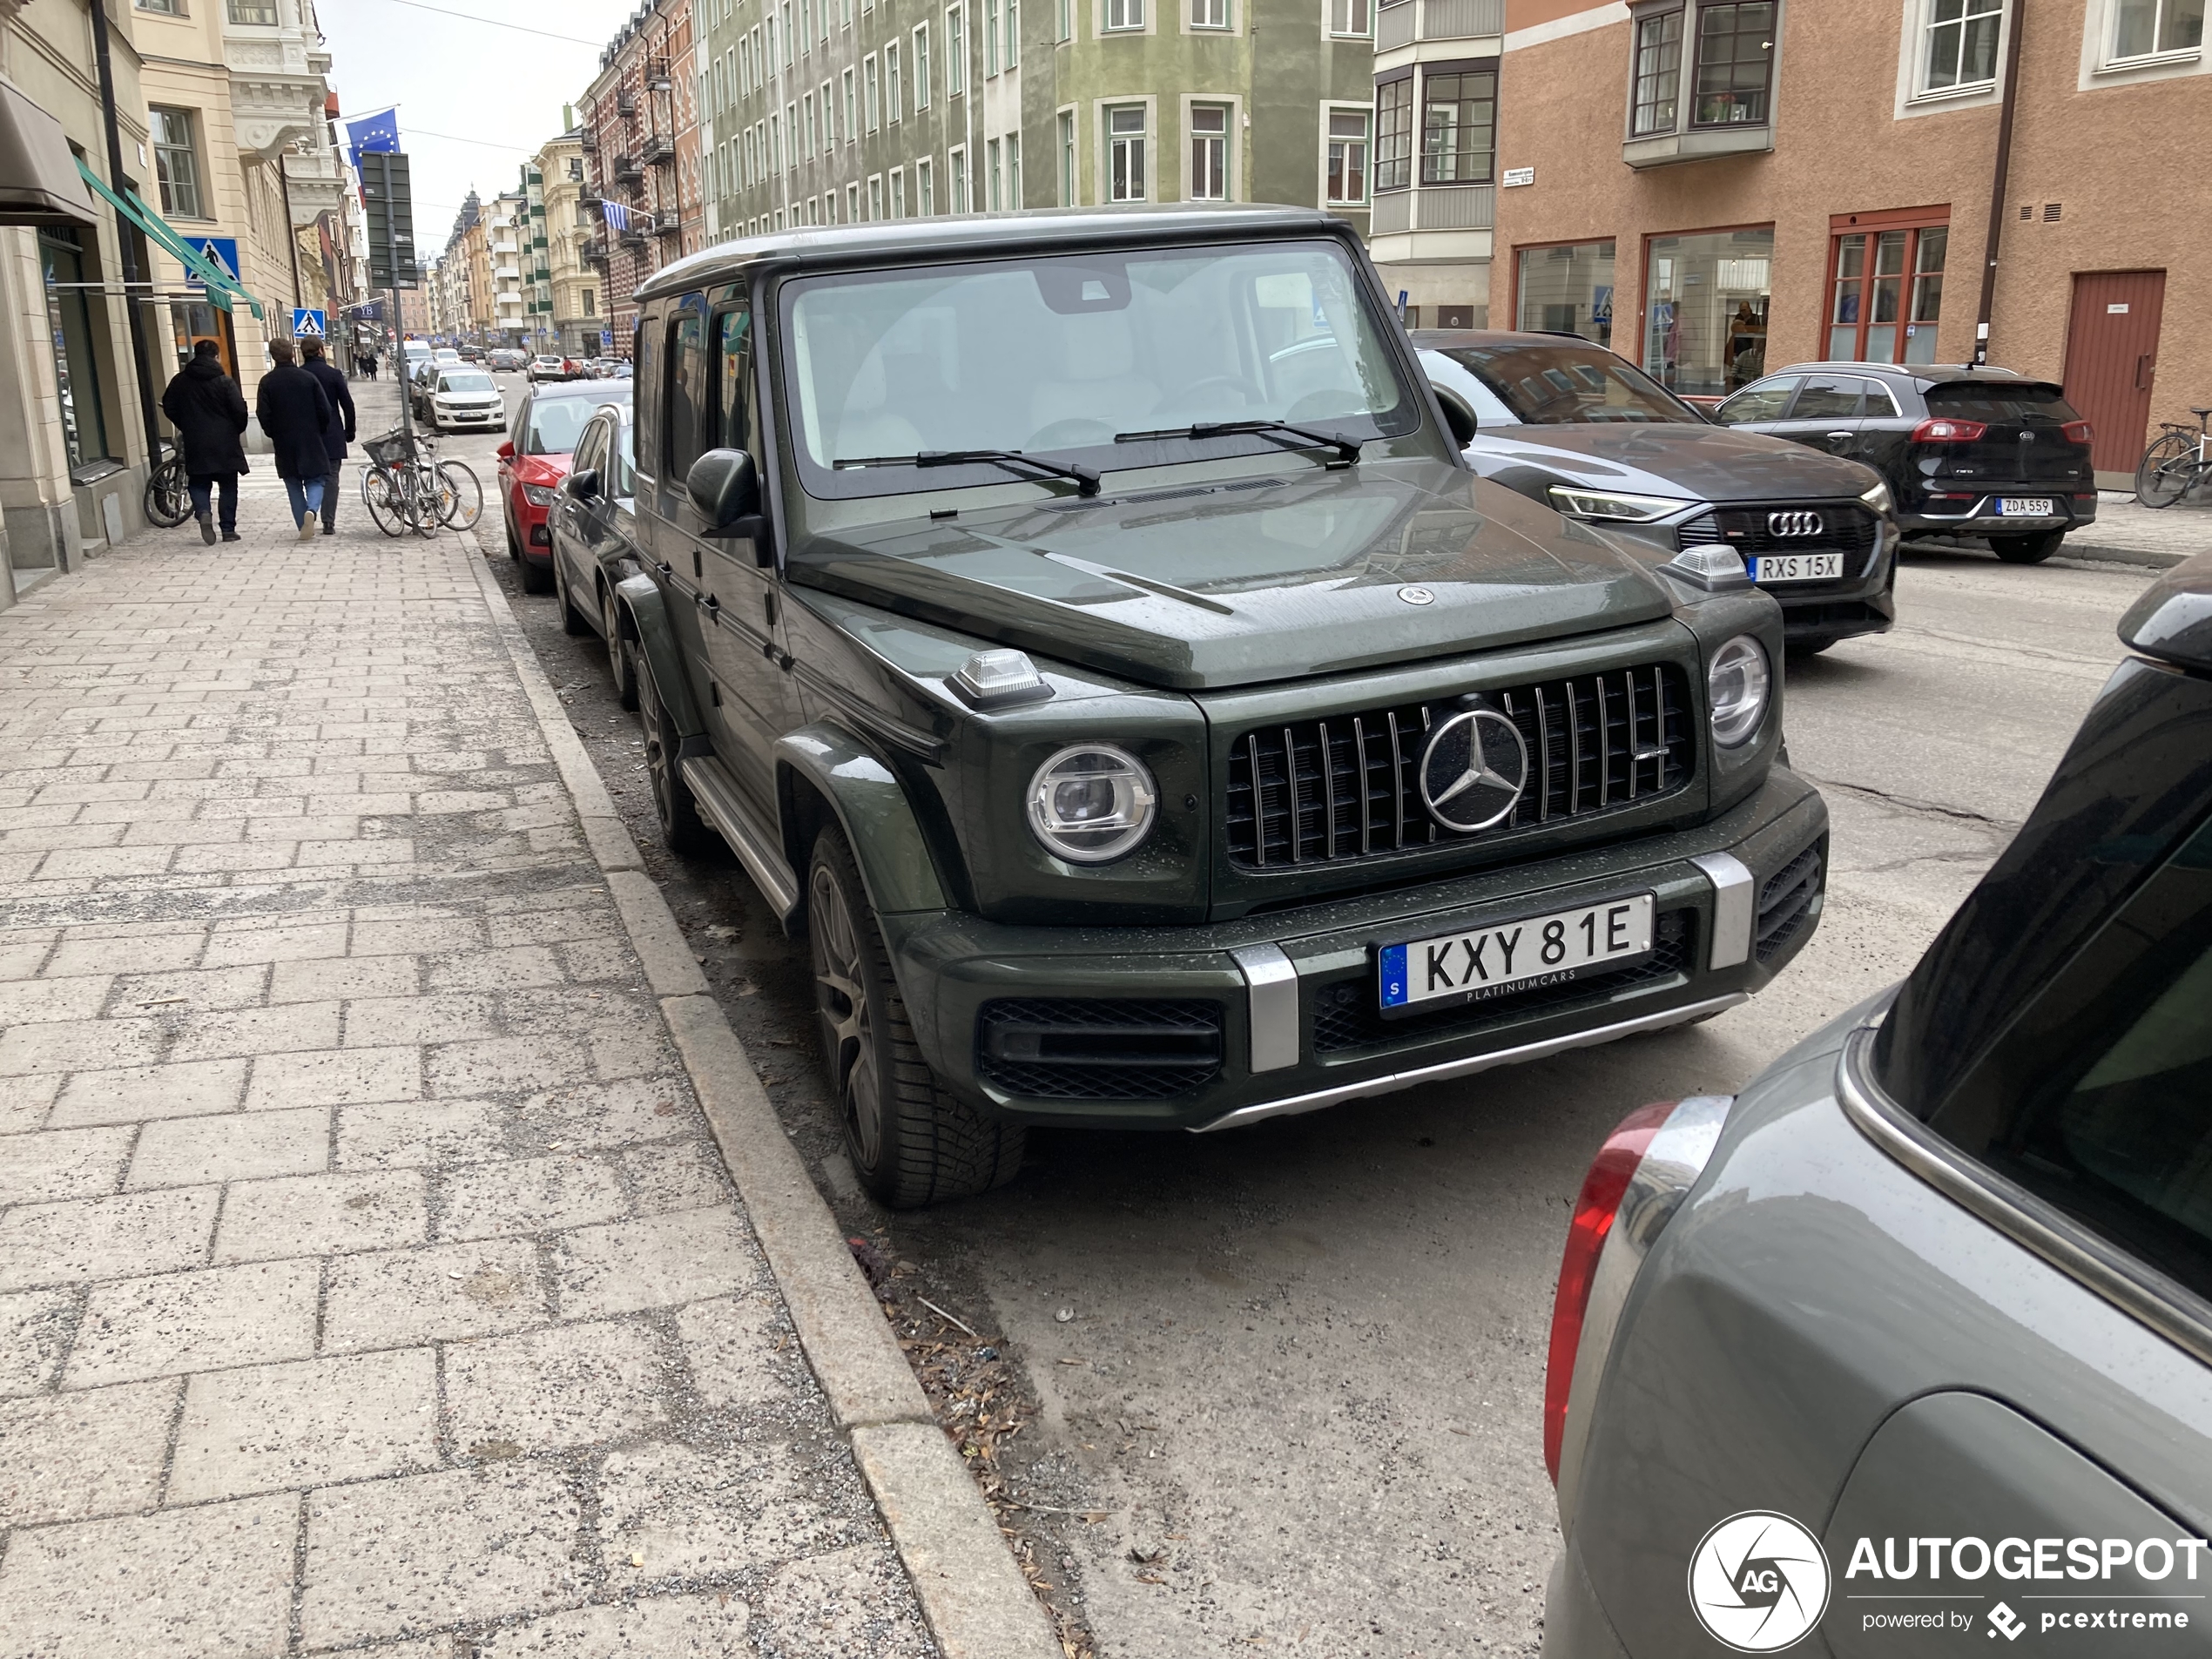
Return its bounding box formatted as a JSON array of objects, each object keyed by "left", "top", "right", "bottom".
[{"left": 1688, "top": 1511, "right": 1832, "bottom": 1652}]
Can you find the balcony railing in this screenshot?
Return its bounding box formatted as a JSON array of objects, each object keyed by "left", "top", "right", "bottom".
[
  {"left": 640, "top": 134, "right": 675, "bottom": 165},
  {"left": 1367, "top": 183, "right": 1495, "bottom": 236},
  {"left": 1377, "top": 0, "right": 1501, "bottom": 47},
  {"left": 614, "top": 155, "right": 643, "bottom": 183},
  {"left": 617, "top": 91, "right": 637, "bottom": 115},
  {"left": 651, "top": 214, "right": 681, "bottom": 238},
  {"left": 582, "top": 237, "right": 610, "bottom": 264}
]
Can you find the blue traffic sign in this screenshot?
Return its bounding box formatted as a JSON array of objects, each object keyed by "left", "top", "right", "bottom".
[
  {"left": 185, "top": 237, "right": 240, "bottom": 292},
  {"left": 292, "top": 308, "right": 326, "bottom": 338},
  {"left": 601, "top": 329, "right": 613, "bottom": 347}
]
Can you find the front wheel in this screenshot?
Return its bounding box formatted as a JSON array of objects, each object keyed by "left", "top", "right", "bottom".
[
  {"left": 435, "top": 460, "right": 482, "bottom": 529},
  {"left": 1989, "top": 529, "right": 2064, "bottom": 564},
  {"left": 553, "top": 549, "right": 592, "bottom": 636},
  {"left": 806, "top": 827, "right": 1025, "bottom": 1209},
  {"left": 2135, "top": 431, "right": 2198, "bottom": 509},
  {"left": 603, "top": 583, "right": 638, "bottom": 710},
  {"left": 362, "top": 469, "right": 405, "bottom": 538}
]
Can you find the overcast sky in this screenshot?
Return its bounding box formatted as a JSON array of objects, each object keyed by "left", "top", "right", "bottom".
[{"left": 316, "top": 0, "right": 624, "bottom": 251}]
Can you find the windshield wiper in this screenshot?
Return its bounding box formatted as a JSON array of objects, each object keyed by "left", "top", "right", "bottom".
[
  {"left": 834, "top": 448, "right": 1101, "bottom": 496},
  {"left": 1113, "top": 420, "right": 1362, "bottom": 465}
]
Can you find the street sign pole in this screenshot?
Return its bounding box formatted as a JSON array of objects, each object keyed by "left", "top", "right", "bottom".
[{"left": 372, "top": 151, "right": 414, "bottom": 453}]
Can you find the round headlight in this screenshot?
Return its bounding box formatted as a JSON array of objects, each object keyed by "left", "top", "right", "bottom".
[
  {"left": 1026, "top": 745, "right": 1157, "bottom": 864},
  {"left": 1708, "top": 635, "right": 1772, "bottom": 748}
]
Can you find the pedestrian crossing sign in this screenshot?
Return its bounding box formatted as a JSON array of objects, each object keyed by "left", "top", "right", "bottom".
[{"left": 293, "top": 308, "right": 326, "bottom": 339}]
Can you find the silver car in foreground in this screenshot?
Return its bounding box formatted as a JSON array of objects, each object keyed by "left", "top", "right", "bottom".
[{"left": 1543, "top": 553, "right": 2212, "bottom": 1656}]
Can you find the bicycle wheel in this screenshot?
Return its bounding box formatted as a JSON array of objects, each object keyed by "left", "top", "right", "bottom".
[
  {"left": 2136, "top": 431, "right": 2199, "bottom": 509},
  {"left": 401, "top": 466, "right": 441, "bottom": 537},
  {"left": 434, "top": 460, "right": 482, "bottom": 529},
  {"left": 145, "top": 459, "right": 192, "bottom": 528},
  {"left": 362, "top": 468, "right": 406, "bottom": 537}
]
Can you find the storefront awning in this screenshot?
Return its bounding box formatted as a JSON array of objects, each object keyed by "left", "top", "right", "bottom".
[
  {"left": 73, "top": 158, "right": 266, "bottom": 320},
  {"left": 0, "top": 81, "right": 99, "bottom": 226}
]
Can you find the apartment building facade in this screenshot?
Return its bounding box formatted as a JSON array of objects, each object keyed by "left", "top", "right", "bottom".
[
  {"left": 1483, "top": 0, "right": 2206, "bottom": 479},
  {"left": 689, "top": 0, "right": 1376, "bottom": 246},
  {"left": 528, "top": 132, "right": 602, "bottom": 355},
  {"left": 580, "top": 0, "right": 698, "bottom": 344}
]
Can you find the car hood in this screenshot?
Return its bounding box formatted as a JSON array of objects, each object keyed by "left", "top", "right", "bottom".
[
  {"left": 1473, "top": 421, "right": 1878, "bottom": 502},
  {"left": 786, "top": 459, "right": 1678, "bottom": 691}
]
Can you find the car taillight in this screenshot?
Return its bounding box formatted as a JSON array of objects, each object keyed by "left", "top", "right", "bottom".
[
  {"left": 1544, "top": 1101, "right": 1671, "bottom": 1484},
  {"left": 2060, "top": 420, "right": 2094, "bottom": 445},
  {"left": 1543, "top": 1094, "right": 1736, "bottom": 1501},
  {"left": 1909, "top": 417, "right": 1987, "bottom": 442}
]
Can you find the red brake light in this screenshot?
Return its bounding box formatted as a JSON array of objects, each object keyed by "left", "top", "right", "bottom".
[
  {"left": 1909, "top": 417, "right": 1987, "bottom": 443},
  {"left": 2060, "top": 419, "right": 2094, "bottom": 445},
  {"left": 1544, "top": 1101, "right": 1674, "bottom": 1484}
]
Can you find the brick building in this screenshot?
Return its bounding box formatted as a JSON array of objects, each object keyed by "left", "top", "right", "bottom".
[{"left": 581, "top": 0, "right": 699, "bottom": 349}]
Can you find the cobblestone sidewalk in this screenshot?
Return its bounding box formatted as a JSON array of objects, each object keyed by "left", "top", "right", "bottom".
[{"left": 0, "top": 489, "right": 936, "bottom": 1657}]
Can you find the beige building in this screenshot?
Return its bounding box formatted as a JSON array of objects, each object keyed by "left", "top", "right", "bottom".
[
  {"left": 1476, "top": 0, "right": 2207, "bottom": 481},
  {"left": 530, "top": 130, "right": 598, "bottom": 357}
]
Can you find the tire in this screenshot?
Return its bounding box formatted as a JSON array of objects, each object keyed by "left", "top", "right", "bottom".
[
  {"left": 435, "top": 461, "right": 482, "bottom": 529},
  {"left": 806, "top": 826, "right": 1025, "bottom": 1208},
  {"left": 2135, "top": 431, "right": 2197, "bottom": 509},
  {"left": 554, "top": 549, "right": 591, "bottom": 635},
  {"left": 362, "top": 469, "right": 404, "bottom": 537},
  {"left": 145, "top": 459, "right": 191, "bottom": 528},
  {"left": 504, "top": 503, "right": 522, "bottom": 561},
  {"left": 603, "top": 582, "right": 639, "bottom": 710},
  {"left": 636, "top": 651, "right": 711, "bottom": 855},
  {"left": 1989, "top": 529, "right": 2064, "bottom": 565}
]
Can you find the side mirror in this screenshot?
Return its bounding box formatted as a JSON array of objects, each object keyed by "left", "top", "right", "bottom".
[
  {"left": 1433, "top": 387, "right": 1479, "bottom": 450},
  {"left": 685, "top": 448, "right": 759, "bottom": 531},
  {"left": 566, "top": 469, "right": 600, "bottom": 501},
  {"left": 496, "top": 441, "right": 515, "bottom": 462}
]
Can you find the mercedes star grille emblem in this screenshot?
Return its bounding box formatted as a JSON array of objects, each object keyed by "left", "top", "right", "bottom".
[
  {"left": 1419, "top": 708, "right": 1529, "bottom": 833},
  {"left": 1767, "top": 510, "right": 1824, "bottom": 537},
  {"left": 1398, "top": 585, "right": 1436, "bottom": 605}
]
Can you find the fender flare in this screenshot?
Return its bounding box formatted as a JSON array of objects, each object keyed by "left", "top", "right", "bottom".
[
  {"left": 614, "top": 573, "right": 706, "bottom": 738},
  {"left": 773, "top": 722, "right": 948, "bottom": 917}
]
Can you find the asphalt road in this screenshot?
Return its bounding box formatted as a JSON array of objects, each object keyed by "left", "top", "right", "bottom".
[{"left": 404, "top": 374, "right": 2174, "bottom": 1657}]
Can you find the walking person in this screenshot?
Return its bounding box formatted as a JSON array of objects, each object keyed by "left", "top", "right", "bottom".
[
  {"left": 158, "top": 340, "right": 250, "bottom": 545},
  {"left": 299, "top": 340, "right": 356, "bottom": 536},
  {"left": 256, "top": 339, "right": 335, "bottom": 543}
]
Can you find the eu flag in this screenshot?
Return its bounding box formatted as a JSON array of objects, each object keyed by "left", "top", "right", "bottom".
[{"left": 343, "top": 108, "right": 401, "bottom": 158}]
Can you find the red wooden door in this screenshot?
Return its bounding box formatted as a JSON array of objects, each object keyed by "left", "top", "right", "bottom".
[{"left": 2063, "top": 270, "right": 2167, "bottom": 475}]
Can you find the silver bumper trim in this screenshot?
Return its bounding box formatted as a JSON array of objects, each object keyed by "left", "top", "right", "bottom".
[
  {"left": 1231, "top": 942, "right": 1300, "bottom": 1074},
  {"left": 1190, "top": 991, "right": 1746, "bottom": 1133},
  {"left": 1689, "top": 851, "right": 1755, "bottom": 969}
]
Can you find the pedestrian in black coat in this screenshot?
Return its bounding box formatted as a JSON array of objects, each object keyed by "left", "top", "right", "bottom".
[
  {"left": 159, "top": 341, "right": 250, "bottom": 544},
  {"left": 300, "top": 341, "right": 357, "bottom": 536},
  {"left": 256, "top": 339, "right": 335, "bottom": 543}
]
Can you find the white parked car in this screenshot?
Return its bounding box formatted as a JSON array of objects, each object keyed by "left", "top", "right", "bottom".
[
  {"left": 425, "top": 368, "right": 504, "bottom": 433},
  {"left": 526, "top": 354, "right": 568, "bottom": 383}
]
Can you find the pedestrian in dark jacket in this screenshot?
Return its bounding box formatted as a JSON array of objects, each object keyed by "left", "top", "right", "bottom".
[
  {"left": 158, "top": 341, "right": 250, "bottom": 544},
  {"left": 256, "top": 339, "right": 335, "bottom": 543},
  {"left": 300, "top": 340, "right": 356, "bottom": 536}
]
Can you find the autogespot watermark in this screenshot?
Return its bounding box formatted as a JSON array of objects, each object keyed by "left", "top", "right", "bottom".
[{"left": 1688, "top": 1517, "right": 2211, "bottom": 1649}]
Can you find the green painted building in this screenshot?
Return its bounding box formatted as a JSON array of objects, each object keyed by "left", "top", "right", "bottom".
[{"left": 693, "top": 0, "right": 1379, "bottom": 238}]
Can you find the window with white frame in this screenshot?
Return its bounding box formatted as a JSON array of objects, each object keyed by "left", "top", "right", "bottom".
[
  {"left": 2110, "top": 0, "right": 2203, "bottom": 59},
  {"left": 843, "top": 68, "right": 858, "bottom": 138},
  {"left": 1107, "top": 104, "right": 1146, "bottom": 199},
  {"left": 914, "top": 24, "right": 932, "bottom": 108},
  {"left": 1192, "top": 0, "right": 1229, "bottom": 25},
  {"left": 865, "top": 53, "right": 881, "bottom": 128},
  {"left": 986, "top": 0, "right": 1001, "bottom": 71},
  {"left": 1059, "top": 109, "right": 1076, "bottom": 201},
  {"left": 1325, "top": 109, "right": 1369, "bottom": 203},
  {"left": 949, "top": 143, "right": 970, "bottom": 209},
  {"left": 868, "top": 173, "right": 884, "bottom": 218},
  {"left": 800, "top": 0, "right": 813, "bottom": 51},
  {"left": 787, "top": 99, "right": 800, "bottom": 163},
  {"left": 1106, "top": 0, "right": 1143, "bottom": 27},
  {"left": 784, "top": 0, "right": 797, "bottom": 63},
  {"left": 889, "top": 165, "right": 906, "bottom": 216},
  {"left": 847, "top": 180, "right": 860, "bottom": 219},
  {"left": 1007, "top": 0, "right": 1021, "bottom": 65},
  {"left": 821, "top": 79, "right": 835, "bottom": 143},
  {"left": 948, "top": 4, "right": 969, "bottom": 91},
  {"left": 149, "top": 107, "right": 206, "bottom": 219},
  {"left": 1060, "top": 0, "right": 1073, "bottom": 35},
  {"left": 804, "top": 90, "right": 818, "bottom": 154},
  {"left": 1009, "top": 133, "right": 1022, "bottom": 202},
  {"left": 918, "top": 154, "right": 935, "bottom": 212},
  {"left": 1330, "top": 0, "right": 1369, "bottom": 34},
  {"left": 1190, "top": 103, "right": 1229, "bottom": 198},
  {"left": 887, "top": 42, "right": 903, "bottom": 118},
  {"left": 988, "top": 136, "right": 1003, "bottom": 207}
]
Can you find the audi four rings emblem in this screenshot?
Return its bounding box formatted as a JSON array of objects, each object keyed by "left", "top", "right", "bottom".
[
  {"left": 1419, "top": 709, "right": 1529, "bottom": 833},
  {"left": 1767, "top": 511, "right": 1824, "bottom": 537}
]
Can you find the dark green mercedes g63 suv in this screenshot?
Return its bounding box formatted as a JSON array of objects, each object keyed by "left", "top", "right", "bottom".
[{"left": 601, "top": 206, "right": 1828, "bottom": 1207}]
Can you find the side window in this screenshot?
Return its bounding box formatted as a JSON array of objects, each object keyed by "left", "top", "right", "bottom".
[
  {"left": 1862, "top": 377, "right": 1902, "bottom": 418},
  {"left": 1711, "top": 375, "right": 1799, "bottom": 424},
  {"left": 666, "top": 296, "right": 711, "bottom": 482},
  {"left": 510, "top": 395, "right": 530, "bottom": 446},
  {"left": 614, "top": 416, "right": 637, "bottom": 498},
  {"left": 1789, "top": 373, "right": 1865, "bottom": 420},
  {"left": 633, "top": 319, "right": 659, "bottom": 480},
  {"left": 573, "top": 421, "right": 605, "bottom": 483},
  {"left": 716, "top": 307, "right": 753, "bottom": 455}
]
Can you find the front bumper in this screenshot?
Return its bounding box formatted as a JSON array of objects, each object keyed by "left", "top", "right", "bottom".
[
  {"left": 882, "top": 770, "right": 1826, "bottom": 1131},
  {"left": 1764, "top": 518, "right": 1898, "bottom": 645}
]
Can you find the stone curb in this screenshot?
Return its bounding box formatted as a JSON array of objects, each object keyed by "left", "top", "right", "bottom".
[
  {"left": 2054, "top": 541, "right": 2186, "bottom": 570},
  {"left": 457, "top": 533, "right": 1059, "bottom": 1659}
]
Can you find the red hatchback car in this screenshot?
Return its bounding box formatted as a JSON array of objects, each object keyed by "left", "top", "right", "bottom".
[{"left": 497, "top": 380, "right": 631, "bottom": 593}]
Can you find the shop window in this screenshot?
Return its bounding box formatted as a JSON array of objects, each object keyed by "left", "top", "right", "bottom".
[
  {"left": 1373, "top": 74, "right": 1413, "bottom": 192},
  {"left": 1420, "top": 66, "right": 1495, "bottom": 185},
  {"left": 1642, "top": 226, "right": 1772, "bottom": 398},
  {"left": 1516, "top": 240, "right": 1616, "bottom": 348},
  {"left": 1830, "top": 220, "right": 1946, "bottom": 365},
  {"left": 40, "top": 229, "right": 112, "bottom": 474}
]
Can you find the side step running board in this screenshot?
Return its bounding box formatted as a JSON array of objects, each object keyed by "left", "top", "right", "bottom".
[{"left": 680, "top": 754, "right": 800, "bottom": 918}]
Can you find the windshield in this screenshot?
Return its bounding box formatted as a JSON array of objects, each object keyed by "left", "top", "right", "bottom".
[
  {"left": 781, "top": 239, "right": 1419, "bottom": 498},
  {"left": 527, "top": 392, "right": 630, "bottom": 455},
  {"left": 1432, "top": 341, "right": 1698, "bottom": 426},
  {"left": 439, "top": 372, "right": 495, "bottom": 395}
]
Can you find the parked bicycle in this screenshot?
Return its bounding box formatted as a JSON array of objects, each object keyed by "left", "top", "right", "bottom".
[
  {"left": 360, "top": 428, "right": 482, "bottom": 537},
  {"left": 2135, "top": 406, "right": 2212, "bottom": 509},
  {"left": 145, "top": 442, "right": 192, "bottom": 529}
]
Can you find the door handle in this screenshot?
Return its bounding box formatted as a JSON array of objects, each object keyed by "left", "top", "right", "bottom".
[
  {"left": 1825, "top": 431, "right": 1853, "bottom": 442},
  {"left": 2136, "top": 354, "right": 2155, "bottom": 390},
  {"left": 702, "top": 593, "right": 719, "bottom": 614}
]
